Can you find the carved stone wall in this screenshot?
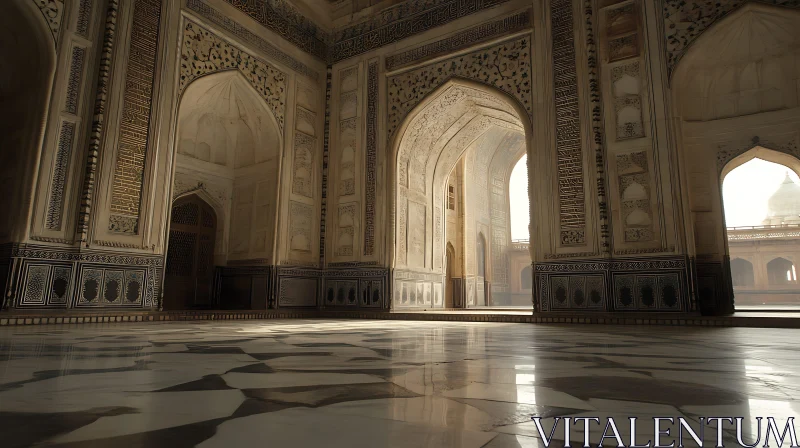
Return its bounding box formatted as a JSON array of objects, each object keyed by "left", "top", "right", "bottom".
[
  {"left": 331, "top": 64, "right": 362, "bottom": 261},
  {"left": 672, "top": 3, "right": 800, "bottom": 314},
  {"left": 223, "top": 0, "right": 328, "bottom": 60},
  {"left": 334, "top": 0, "right": 511, "bottom": 62},
  {"left": 286, "top": 81, "right": 321, "bottom": 266},
  {"left": 179, "top": 21, "right": 287, "bottom": 131},
  {"left": 536, "top": 257, "right": 690, "bottom": 312},
  {"left": 363, "top": 60, "right": 378, "bottom": 257},
  {"left": 10, "top": 0, "right": 758, "bottom": 316},
  {"left": 32, "top": 0, "right": 65, "bottom": 43},
  {"left": 107, "top": 0, "right": 163, "bottom": 234},
  {"left": 186, "top": 0, "right": 320, "bottom": 82},
  {"left": 385, "top": 9, "right": 532, "bottom": 71},
  {"left": 7, "top": 244, "right": 162, "bottom": 309},
  {"left": 387, "top": 36, "right": 532, "bottom": 140},
  {"left": 550, "top": 0, "right": 586, "bottom": 247},
  {"left": 597, "top": 0, "right": 666, "bottom": 257},
  {"left": 663, "top": 0, "right": 800, "bottom": 76}
]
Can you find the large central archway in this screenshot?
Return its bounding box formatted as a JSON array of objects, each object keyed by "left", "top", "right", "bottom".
[
  {"left": 164, "top": 70, "right": 282, "bottom": 310},
  {"left": 389, "top": 79, "right": 532, "bottom": 309}
]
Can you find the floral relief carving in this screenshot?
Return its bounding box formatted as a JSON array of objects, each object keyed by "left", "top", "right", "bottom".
[
  {"left": 180, "top": 21, "right": 287, "bottom": 130},
  {"left": 32, "top": 0, "right": 64, "bottom": 42},
  {"left": 615, "top": 96, "right": 644, "bottom": 140},
  {"left": 387, "top": 37, "right": 532, "bottom": 140}
]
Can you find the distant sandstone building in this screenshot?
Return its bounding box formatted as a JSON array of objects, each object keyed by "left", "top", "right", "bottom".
[{"left": 728, "top": 174, "right": 800, "bottom": 307}]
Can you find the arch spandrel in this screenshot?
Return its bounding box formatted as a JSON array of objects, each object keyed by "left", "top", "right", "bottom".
[
  {"left": 177, "top": 71, "right": 282, "bottom": 173},
  {"left": 671, "top": 4, "right": 800, "bottom": 122},
  {"left": 386, "top": 36, "right": 533, "bottom": 140},
  {"left": 180, "top": 21, "right": 287, "bottom": 131}
]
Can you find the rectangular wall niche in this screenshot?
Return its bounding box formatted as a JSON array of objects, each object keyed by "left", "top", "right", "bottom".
[
  {"left": 603, "top": 0, "right": 645, "bottom": 141},
  {"left": 334, "top": 64, "right": 361, "bottom": 259}
]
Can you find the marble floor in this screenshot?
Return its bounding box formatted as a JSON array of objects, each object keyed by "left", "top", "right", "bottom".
[{"left": 0, "top": 320, "right": 798, "bottom": 447}]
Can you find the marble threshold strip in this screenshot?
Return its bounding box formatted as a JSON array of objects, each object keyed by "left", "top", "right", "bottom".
[{"left": 1, "top": 309, "right": 799, "bottom": 328}]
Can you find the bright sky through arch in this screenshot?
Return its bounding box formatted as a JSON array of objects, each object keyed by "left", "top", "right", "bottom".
[
  {"left": 723, "top": 158, "right": 800, "bottom": 227},
  {"left": 509, "top": 155, "right": 530, "bottom": 240}
]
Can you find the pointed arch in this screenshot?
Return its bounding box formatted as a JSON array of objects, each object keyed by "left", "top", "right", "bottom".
[
  {"left": 721, "top": 146, "right": 800, "bottom": 181},
  {"left": 169, "top": 69, "right": 283, "bottom": 281},
  {"left": 173, "top": 186, "right": 225, "bottom": 229},
  {"left": 176, "top": 70, "right": 283, "bottom": 168},
  {"left": 0, "top": 0, "right": 57, "bottom": 243},
  {"left": 388, "top": 78, "right": 533, "bottom": 270},
  {"left": 671, "top": 3, "right": 800, "bottom": 121}
]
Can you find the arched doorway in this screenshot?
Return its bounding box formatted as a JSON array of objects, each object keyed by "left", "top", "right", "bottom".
[
  {"left": 0, "top": 0, "right": 55, "bottom": 243},
  {"left": 166, "top": 71, "right": 282, "bottom": 310},
  {"left": 389, "top": 79, "right": 533, "bottom": 310},
  {"left": 722, "top": 152, "right": 800, "bottom": 309},
  {"left": 672, "top": 3, "right": 800, "bottom": 314},
  {"left": 163, "top": 196, "right": 217, "bottom": 310}
]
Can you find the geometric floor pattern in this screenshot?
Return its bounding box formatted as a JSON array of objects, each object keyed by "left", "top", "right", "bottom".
[{"left": 0, "top": 319, "right": 798, "bottom": 447}]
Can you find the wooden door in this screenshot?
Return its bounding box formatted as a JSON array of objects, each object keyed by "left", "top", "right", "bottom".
[{"left": 164, "top": 196, "right": 216, "bottom": 310}]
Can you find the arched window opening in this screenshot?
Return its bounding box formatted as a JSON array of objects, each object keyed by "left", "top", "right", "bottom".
[
  {"left": 767, "top": 258, "right": 796, "bottom": 286},
  {"left": 391, "top": 80, "right": 533, "bottom": 310},
  {"left": 730, "top": 258, "right": 755, "bottom": 287},
  {"left": 509, "top": 155, "right": 529, "bottom": 242},
  {"left": 723, "top": 156, "right": 800, "bottom": 308}
]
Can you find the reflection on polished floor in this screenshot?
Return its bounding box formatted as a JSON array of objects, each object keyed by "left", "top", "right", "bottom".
[{"left": 0, "top": 320, "right": 798, "bottom": 447}]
